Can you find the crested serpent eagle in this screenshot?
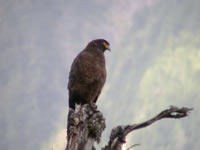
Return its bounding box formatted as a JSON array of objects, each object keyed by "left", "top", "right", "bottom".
[{"left": 68, "top": 39, "right": 110, "bottom": 109}]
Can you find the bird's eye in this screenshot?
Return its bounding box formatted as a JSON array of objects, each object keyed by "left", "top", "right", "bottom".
[{"left": 103, "top": 42, "right": 110, "bottom": 50}]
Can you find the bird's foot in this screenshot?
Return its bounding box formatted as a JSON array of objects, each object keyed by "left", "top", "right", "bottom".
[{"left": 90, "top": 102, "right": 97, "bottom": 109}]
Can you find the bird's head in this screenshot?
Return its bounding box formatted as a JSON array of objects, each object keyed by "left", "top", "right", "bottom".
[{"left": 88, "top": 39, "right": 110, "bottom": 52}]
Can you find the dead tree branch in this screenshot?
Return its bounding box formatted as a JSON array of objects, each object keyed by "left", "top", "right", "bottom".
[
  {"left": 65, "top": 105, "right": 192, "bottom": 150},
  {"left": 102, "top": 106, "right": 193, "bottom": 150},
  {"left": 126, "top": 144, "right": 140, "bottom": 150}
]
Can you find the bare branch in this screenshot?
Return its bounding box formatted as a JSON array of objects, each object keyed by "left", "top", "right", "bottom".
[
  {"left": 126, "top": 144, "right": 140, "bottom": 150},
  {"left": 65, "top": 105, "right": 192, "bottom": 150},
  {"left": 102, "top": 106, "right": 193, "bottom": 150}
]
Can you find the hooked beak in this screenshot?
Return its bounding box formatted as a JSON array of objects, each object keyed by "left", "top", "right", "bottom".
[
  {"left": 103, "top": 42, "right": 111, "bottom": 51},
  {"left": 107, "top": 46, "right": 111, "bottom": 51}
]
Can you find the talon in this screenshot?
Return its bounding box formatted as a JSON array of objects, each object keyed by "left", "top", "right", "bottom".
[{"left": 90, "top": 102, "right": 97, "bottom": 109}]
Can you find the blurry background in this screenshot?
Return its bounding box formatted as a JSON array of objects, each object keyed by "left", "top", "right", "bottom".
[{"left": 0, "top": 0, "right": 200, "bottom": 150}]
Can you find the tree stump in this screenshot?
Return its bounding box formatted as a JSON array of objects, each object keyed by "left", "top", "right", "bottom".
[
  {"left": 65, "top": 105, "right": 192, "bottom": 150},
  {"left": 66, "top": 104, "right": 105, "bottom": 150}
]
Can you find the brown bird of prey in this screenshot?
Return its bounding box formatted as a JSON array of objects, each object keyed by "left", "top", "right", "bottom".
[{"left": 68, "top": 39, "right": 110, "bottom": 109}]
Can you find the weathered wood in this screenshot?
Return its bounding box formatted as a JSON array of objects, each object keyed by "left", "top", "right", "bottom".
[
  {"left": 102, "top": 106, "right": 193, "bottom": 150},
  {"left": 66, "top": 104, "right": 105, "bottom": 150},
  {"left": 65, "top": 105, "right": 192, "bottom": 150}
]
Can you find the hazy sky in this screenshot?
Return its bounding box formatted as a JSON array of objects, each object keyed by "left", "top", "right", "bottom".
[{"left": 0, "top": 0, "right": 200, "bottom": 150}]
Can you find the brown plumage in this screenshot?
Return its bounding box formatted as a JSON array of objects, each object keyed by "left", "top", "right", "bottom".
[{"left": 68, "top": 39, "right": 110, "bottom": 109}]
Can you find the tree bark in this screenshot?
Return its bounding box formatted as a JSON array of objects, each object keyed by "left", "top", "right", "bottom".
[
  {"left": 66, "top": 104, "right": 105, "bottom": 150},
  {"left": 65, "top": 105, "right": 192, "bottom": 150}
]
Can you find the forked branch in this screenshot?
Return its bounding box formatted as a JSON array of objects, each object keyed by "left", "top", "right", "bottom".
[
  {"left": 66, "top": 105, "right": 192, "bottom": 150},
  {"left": 102, "top": 106, "right": 193, "bottom": 150}
]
